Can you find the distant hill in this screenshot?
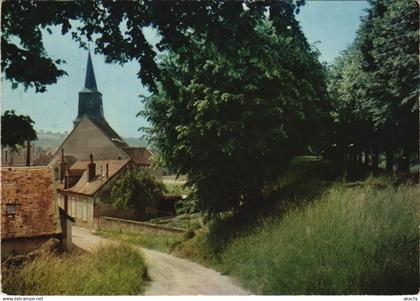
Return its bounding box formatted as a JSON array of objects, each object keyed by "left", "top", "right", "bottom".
[{"left": 36, "top": 130, "right": 149, "bottom": 151}]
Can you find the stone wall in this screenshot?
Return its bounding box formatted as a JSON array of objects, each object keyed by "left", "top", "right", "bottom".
[
  {"left": 1, "top": 235, "right": 61, "bottom": 259},
  {"left": 1, "top": 167, "right": 60, "bottom": 239},
  {"left": 98, "top": 216, "right": 186, "bottom": 235}
]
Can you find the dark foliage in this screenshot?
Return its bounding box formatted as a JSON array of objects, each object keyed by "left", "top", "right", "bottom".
[{"left": 1, "top": 110, "right": 38, "bottom": 150}]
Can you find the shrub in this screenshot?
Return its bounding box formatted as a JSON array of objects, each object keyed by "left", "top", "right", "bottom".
[
  {"left": 111, "top": 169, "right": 164, "bottom": 218},
  {"left": 221, "top": 181, "right": 419, "bottom": 294},
  {"left": 2, "top": 244, "right": 148, "bottom": 295}
]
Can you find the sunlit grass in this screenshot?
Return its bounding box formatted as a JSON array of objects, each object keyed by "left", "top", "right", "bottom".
[
  {"left": 2, "top": 244, "right": 148, "bottom": 295},
  {"left": 221, "top": 180, "right": 419, "bottom": 294}
]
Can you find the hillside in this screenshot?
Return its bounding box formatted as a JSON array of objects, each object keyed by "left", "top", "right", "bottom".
[{"left": 36, "top": 130, "right": 149, "bottom": 151}]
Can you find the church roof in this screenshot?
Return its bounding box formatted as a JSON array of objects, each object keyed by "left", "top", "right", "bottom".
[
  {"left": 88, "top": 117, "right": 129, "bottom": 149},
  {"left": 84, "top": 50, "right": 98, "bottom": 91}
]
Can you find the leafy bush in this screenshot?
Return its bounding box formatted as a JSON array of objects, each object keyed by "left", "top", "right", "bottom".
[
  {"left": 221, "top": 181, "right": 419, "bottom": 294},
  {"left": 175, "top": 193, "right": 200, "bottom": 215},
  {"left": 171, "top": 230, "right": 218, "bottom": 267},
  {"left": 2, "top": 244, "right": 148, "bottom": 295},
  {"left": 111, "top": 169, "right": 165, "bottom": 218}
]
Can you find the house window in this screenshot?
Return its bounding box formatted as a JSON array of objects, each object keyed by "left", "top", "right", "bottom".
[{"left": 6, "top": 204, "right": 17, "bottom": 215}]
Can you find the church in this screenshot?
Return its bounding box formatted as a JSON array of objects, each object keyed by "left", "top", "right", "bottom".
[
  {"left": 50, "top": 51, "right": 155, "bottom": 229},
  {"left": 49, "top": 51, "right": 152, "bottom": 168}
]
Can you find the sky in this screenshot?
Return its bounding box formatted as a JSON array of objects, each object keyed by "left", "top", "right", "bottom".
[{"left": 1, "top": 1, "right": 370, "bottom": 138}]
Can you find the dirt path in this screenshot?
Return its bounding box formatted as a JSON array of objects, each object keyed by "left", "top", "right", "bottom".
[{"left": 72, "top": 227, "right": 249, "bottom": 295}]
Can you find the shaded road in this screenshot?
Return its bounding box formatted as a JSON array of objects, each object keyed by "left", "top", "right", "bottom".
[{"left": 72, "top": 227, "right": 249, "bottom": 295}]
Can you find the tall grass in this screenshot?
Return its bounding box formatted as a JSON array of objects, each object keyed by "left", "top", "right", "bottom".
[
  {"left": 221, "top": 180, "right": 419, "bottom": 294},
  {"left": 2, "top": 244, "right": 148, "bottom": 295}
]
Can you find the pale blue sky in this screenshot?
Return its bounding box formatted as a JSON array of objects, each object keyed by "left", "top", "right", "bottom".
[{"left": 1, "top": 1, "right": 369, "bottom": 137}]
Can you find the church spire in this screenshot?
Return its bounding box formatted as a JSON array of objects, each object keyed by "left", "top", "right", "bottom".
[
  {"left": 84, "top": 50, "right": 98, "bottom": 91},
  {"left": 75, "top": 50, "right": 105, "bottom": 126}
]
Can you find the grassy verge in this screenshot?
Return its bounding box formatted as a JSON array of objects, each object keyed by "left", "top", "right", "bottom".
[
  {"left": 221, "top": 180, "right": 419, "bottom": 294},
  {"left": 97, "top": 229, "right": 184, "bottom": 253},
  {"left": 2, "top": 244, "right": 148, "bottom": 295},
  {"left": 172, "top": 178, "right": 419, "bottom": 295}
]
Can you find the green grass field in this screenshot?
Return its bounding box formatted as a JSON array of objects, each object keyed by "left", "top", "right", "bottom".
[{"left": 2, "top": 244, "right": 148, "bottom": 295}]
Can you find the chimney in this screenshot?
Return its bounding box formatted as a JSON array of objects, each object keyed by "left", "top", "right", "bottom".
[
  {"left": 59, "top": 148, "right": 67, "bottom": 183},
  {"left": 88, "top": 153, "right": 96, "bottom": 182},
  {"left": 106, "top": 163, "right": 109, "bottom": 179}
]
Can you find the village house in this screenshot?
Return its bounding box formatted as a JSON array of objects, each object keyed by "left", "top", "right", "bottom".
[
  {"left": 1, "top": 167, "right": 74, "bottom": 258},
  {"left": 56, "top": 153, "right": 138, "bottom": 229}
]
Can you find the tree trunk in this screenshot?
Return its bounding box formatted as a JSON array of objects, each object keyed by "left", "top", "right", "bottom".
[
  {"left": 386, "top": 151, "right": 394, "bottom": 173},
  {"left": 372, "top": 149, "right": 379, "bottom": 175},
  {"left": 358, "top": 151, "right": 363, "bottom": 168},
  {"left": 400, "top": 148, "right": 410, "bottom": 173},
  {"left": 26, "top": 140, "right": 31, "bottom": 166},
  {"left": 364, "top": 149, "right": 370, "bottom": 168}
]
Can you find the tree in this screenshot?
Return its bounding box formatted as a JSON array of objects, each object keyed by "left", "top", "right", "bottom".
[
  {"left": 357, "top": 0, "right": 419, "bottom": 172},
  {"left": 141, "top": 3, "right": 328, "bottom": 215},
  {"left": 1, "top": 110, "right": 38, "bottom": 148},
  {"left": 110, "top": 169, "right": 164, "bottom": 218},
  {"left": 328, "top": 0, "right": 419, "bottom": 174},
  {"left": 1, "top": 110, "right": 38, "bottom": 166},
  {"left": 327, "top": 46, "right": 379, "bottom": 172}
]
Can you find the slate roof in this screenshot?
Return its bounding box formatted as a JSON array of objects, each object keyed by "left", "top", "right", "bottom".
[
  {"left": 122, "top": 147, "right": 153, "bottom": 166},
  {"left": 84, "top": 50, "right": 98, "bottom": 91},
  {"left": 1, "top": 167, "right": 60, "bottom": 239},
  {"left": 59, "top": 159, "right": 130, "bottom": 196}
]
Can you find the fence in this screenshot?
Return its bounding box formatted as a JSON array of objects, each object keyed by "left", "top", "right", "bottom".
[{"left": 98, "top": 216, "right": 187, "bottom": 235}]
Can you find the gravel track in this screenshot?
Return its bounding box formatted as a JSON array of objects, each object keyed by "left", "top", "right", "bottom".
[{"left": 72, "top": 226, "right": 249, "bottom": 295}]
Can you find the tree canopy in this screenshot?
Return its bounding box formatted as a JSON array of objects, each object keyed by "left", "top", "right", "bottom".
[
  {"left": 327, "top": 0, "right": 418, "bottom": 173},
  {"left": 141, "top": 3, "right": 328, "bottom": 214},
  {"left": 1, "top": 110, "right": 38, "bottom": 151},
  {"left": 2, "top": 1, "right": 304, "bottom": 93}
]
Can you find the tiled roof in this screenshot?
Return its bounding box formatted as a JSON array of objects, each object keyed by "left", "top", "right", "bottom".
[
  {"left": 1, "top": 167, "right": 60, "bottom": 239},
  {"left": 123, "top": 147, "right": 153, "bottom": 166},
  {"left": 61, "top": 159, "right": 130, "bottom": 196}
]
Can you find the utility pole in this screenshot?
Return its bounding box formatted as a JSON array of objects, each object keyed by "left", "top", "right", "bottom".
[{"left": 26, "top": 140, "right": 31, "bottom": 166}]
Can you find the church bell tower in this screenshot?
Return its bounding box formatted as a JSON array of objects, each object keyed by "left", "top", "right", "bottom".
[{"left": 74, "top": 50, "right": 105, "bottom": 125}]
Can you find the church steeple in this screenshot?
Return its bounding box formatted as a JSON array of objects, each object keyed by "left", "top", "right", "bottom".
[
  {"left": 84, "top": 50, "right": 98, "bottom": 91},
  {"left": 74, "top": 51, "right": 105, "bottom": 126}
]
